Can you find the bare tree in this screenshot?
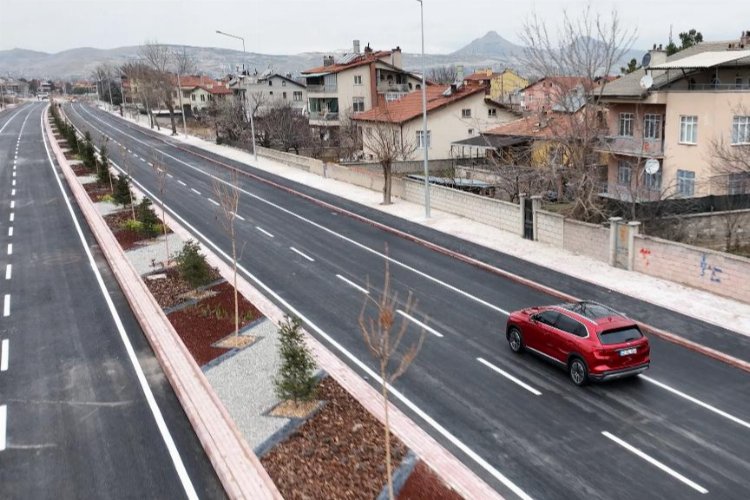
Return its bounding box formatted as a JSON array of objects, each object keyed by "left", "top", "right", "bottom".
[
  {"left": 359, "top": 249, "right": 425, "bottom": 500},
  {"left": 337, "top": 107, "right": 364, "bottom": 161},
  {"left": 520, "top": 5, "right": 637, "bottom": 221},
  {"left": 141, "top": 40, "right": 179, "bottom": 135},
  {"left": 213, "top": 171, "right": 242, "bottom": 338},
  {"left": 152, "top": 154, "right": 170, "bottom": 265},
  {"left": 172, "top": 46, "right": 197, "bottom": 131},
  {"left": 361, "top": 110, "right": 418, "bottom": 204},
  {"left": 120, "top": 144, "right": 137, "bottom": 220},
  {"left": 206, "top": 97, "right": 247, "bottom": 145},
  {"left": 428, "top": 65, "right": 459, "bottom": 84},
  {"left": 261, "top": 101, "right": 311, "bottom": 154}
]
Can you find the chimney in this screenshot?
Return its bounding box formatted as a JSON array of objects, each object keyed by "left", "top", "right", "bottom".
[
  {"left": 323, "top": 55, "right": 334, "bottom": 66},
  {"left": 647, "top": 45, "right": 667, "bottom": 67},
  {"left": 364, "top": 43, "right": 373, "bottom": 55},
  {"left": 456, "top": 64, "right": 465, "bottom": 84},
  {"left": 741, "top": 30, "right": 750, "bottom": 46},
  {"left": 353, "top": 40, "right": 360, "bottom": 54},
  {"left": 390, "top": 46, "right": 402, "bottom": 68}
]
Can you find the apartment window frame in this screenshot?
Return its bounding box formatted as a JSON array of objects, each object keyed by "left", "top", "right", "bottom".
[
  {"left": 731, "top": 115, "right": 750, "bottom": 145},
  {"left": 283, "top": 91, "right": 287, "bottom": 99},
  {"left": 293, "top": 91, "right": 303, "bottom": 102},
  {"left": 461, "top": 108, "right": 472, "bottom": 118},
  {"left": 679, "top": 115, "right": 698, "bottom": 144},
  {"left": 416, "top": 130, "right": 431, "bottom": 149},
  {"left": 728, "top": 172, "right": 750, "bottom": 195},
  {"left": 643, "top": 114, "right": 662, "bottom": 140},
  {"left": 488, "top": 108, "right": 497, "bottom": 118},
  {"left": 617, "top": 160, "right": 632, "bottom": 186},
  {"left": 353, "top": 75, "right": 363, "bottom": 86},
  {"left": 352, "top": 96, "right": 365, "bottom": 113},
  {"left": 618, "top": 112, "right": 634, "bottom": 137},
  {"left": 676, "top": 169, "right": 696, "bottom": 197},
  {"left": 281, "top": 80, "right": 287, "bottom": 87},
  {"left": 645, "top": 169, "right": 662, "bottom": 191}
]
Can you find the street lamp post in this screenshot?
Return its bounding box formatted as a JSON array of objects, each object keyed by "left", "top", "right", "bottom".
[
  {"left": 416, "top": 0, "right": 430, "bottom": 218},
  {"left": 174, "top": 55, "right": 188, "bottom": 137},
  {"left": 216, "top": 29, "right": 258, "bottom": 162}
]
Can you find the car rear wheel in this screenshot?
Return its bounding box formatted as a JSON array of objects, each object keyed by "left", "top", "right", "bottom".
[
  {"left": 569, "top": 358, "right": 588, "bottom": 386},
  {"left": 508, "top": 327, "right": 523, "bottom": 354}
]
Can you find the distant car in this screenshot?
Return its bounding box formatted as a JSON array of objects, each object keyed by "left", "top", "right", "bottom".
[{"left": 506, "top": 301, "right": 650, "bottom": 386}]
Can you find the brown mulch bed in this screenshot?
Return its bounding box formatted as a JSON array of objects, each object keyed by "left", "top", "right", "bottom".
[
  {"left": 104, "top": 210, "right": 150, "bottom": 250},
  {"left": 398, "top": 461, "right": 462, "bottom": 500},
  {"left": 167, "top": 282, "right": 262, "bottom": 365},
  {"left": 71, "top": 163, "right": 92, "bottom": 176},
  {"left": 63, "top": 150, "right": 78, "bottom": 161},
  {"left": 261, "top": 377, "right": 408, "bottom": 500},
  {"left": 145, "top": 267, "right": 220, "bottom": 309},
  {"left": 84, "top": 181, "right": 113, "bottom": 202}
]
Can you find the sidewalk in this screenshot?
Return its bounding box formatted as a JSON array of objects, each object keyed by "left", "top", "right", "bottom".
[{"left": 105, "top": 106, "right": 750, "bottom": 338}]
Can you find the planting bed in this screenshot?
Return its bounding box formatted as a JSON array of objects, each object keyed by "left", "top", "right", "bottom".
[
  {"left": 145, "top": 267, "right": 219, "bottom": 309},
  {"left": 104, "top": 210, "right": 147, "bottom": 250},
  {"left": 71, "top": 163, "right": 91, "bottom": 176},
  {"left": 397, "top": 461, "right": 462, "bottom": 500},
  {"left": 83, "top": 181, "right": 113, "bottom": 202},
  {"left": 167, "top": 282, "right": 262, "bottom": 365}
]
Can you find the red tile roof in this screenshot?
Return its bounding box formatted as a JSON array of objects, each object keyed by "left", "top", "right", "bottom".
[
  {"left": 302, "top": 51, "right": 393, "bottom": 75},
  {"left": 485, "top": 114, "right": 569, "bottom": 139},
  {"left": 522, "top": 76, "right": 592, "bottom": 91},
  {"left": 353, "top": 83, "right": 487, "bottom": 124}
]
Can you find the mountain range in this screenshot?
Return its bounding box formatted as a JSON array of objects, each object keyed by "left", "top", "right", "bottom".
[{"left": 0, "top": 31, "right": 642, "bottom": 80}]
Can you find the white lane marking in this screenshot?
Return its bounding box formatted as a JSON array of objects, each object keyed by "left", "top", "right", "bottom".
[
  {"left": 1, "top": 339, "right": 8, "bottom": 371},
  {"left": 11, "top": 189, "right": 15, "bottom": 196},
  {"left": 147, "top": 162, "right": 154, "bottom": 167},
  {"left": 230, "top": 211, "right": 245, "bottom": 221},
  {"left": 207, "top": 198, "right": 220, "bottom": 207},
  {"left": 477, "top": 357, "right": 543, "bottom": 396},
  {"left": 140, "top": 157, "right": 147, "bottom": 163},
  {"left": 7, "top": 227, "right": 12, "bottom": 237},
  {"left": 41, "top": 107, "right": 199, "bottom": 499},
  {"left": 10, "top": 201, "right": 14, "bottom": 209},
  {"left": 177, "top": 180, "right": 187, "bottom": 187},
  {"left": 397, "top": 310, "right": 444, "bottom": 338},
  {"left": 336, "top": 274, "right": 369, "bottom": 294},
  {"left": 3, "top": 294, "right": 10, "bottom": 317},
  {"left": 190, "top": 188, "right": 201, "bottom": 195},
  {"left": 74, "top": 143, "right": 533, "bottom": 500},
  {"left": 640, "top": 375, "right": 750, "bottom": 430},
  {"left": 5, "top": 264, "right": 10, "bottom": 280},
  {"left": 73, "top": 106, "right": 511, "bottom": 317},
  {"left": 166, "top": 173, "right": 173, "bottom": 178},
  {"left": 0, "top": 405, "right": 6, "bottom": 451},
  {"left": 256, "top": 226, "right": 274, "bottom": 238},
  {"left": 602, "top": 431, "right": 708, "bottom": 494},
  {"left": 0, "top": 105, "right": 28, "bottom": 134},
  {"left": 6, "top": 244, "right": 11, "bottom": 255},
  {"left": 9, "top": 213, "right": 13, "bottom": 222},
  {"left": 11, "top": 172, "right": 15, "bottom": 178},
  {"left": 290, "top": 246, "right": 315, "bottom": 262}
]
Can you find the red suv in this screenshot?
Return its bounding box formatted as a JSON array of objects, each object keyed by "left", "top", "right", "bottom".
[{"left": 506, "top": 301, "right": 650, "bottom": 386}]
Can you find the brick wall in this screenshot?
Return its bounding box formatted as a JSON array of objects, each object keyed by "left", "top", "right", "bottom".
[
  {"left": 634, "top": 234, "right": 750, "bottom": 303},
  {"left": 564, "top": 219, "right": 610, "bottom": 263},
  {"left": 535, "top": 210, "right": 564, "bottom": 247},
  {"left": 404, "top": 179, "right": 520, "bottom": 232}
]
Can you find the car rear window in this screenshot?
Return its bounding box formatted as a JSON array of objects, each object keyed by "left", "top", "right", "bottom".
[{"left": 598, "top": 326, "right": 643, "bottom": 345}]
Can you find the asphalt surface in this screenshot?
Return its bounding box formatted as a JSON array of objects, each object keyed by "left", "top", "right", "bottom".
[
  {"left": 67, "top": 102, "right": 750, "bottom": 499},
  {"left": 0, "top": 102, "right": 226, "bottom": 499}
]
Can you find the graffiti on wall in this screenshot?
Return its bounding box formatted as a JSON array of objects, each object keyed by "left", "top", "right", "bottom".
[
  {"left": 639, "top": 247, "right": 651, "bottom": 267},
  {"left": 699, "top": 253, "right": 723, "bottom": 283}
]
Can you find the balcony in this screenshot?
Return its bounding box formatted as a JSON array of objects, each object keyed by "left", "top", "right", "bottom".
[
  {"left": 687, "top": 83, "right": 750, "bottom": 92},
  {"left": 308, "top": 111, "right": 340, "bottom": 126},
  {"left": 306, "top": 84, "right": 338, "bottom": 94},
  {"left": 597, "top": 136, "right": 664, "bottom": 158},
  {"left": 377, "top": 83, "right": 411, "bottom": 93}
]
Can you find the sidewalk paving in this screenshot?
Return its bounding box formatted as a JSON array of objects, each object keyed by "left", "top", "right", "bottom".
[{"left": 107, "top": 106, "right": 750, "bottom": 338}]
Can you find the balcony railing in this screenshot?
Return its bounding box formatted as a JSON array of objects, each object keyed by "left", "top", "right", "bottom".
[
  {"left": 687, "top": 83, "right": 750, "bottom": 91},
  {"left": 308, "top": 111, "right": 339, "bottom": 122},
  {"left": 377, "top": 83, "right": 411, "bottom": 93},
  {"left": 598, "top": 136, "right": 664, "bottom": 157},
  {"left": 306, "top": 84, "right": 338, "bottom": 94}
]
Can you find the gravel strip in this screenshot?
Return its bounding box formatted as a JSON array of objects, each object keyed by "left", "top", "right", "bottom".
[
  {"left": 125, "top": 233, "right": 186, "bottom": 275},
  {"left": 205, "top": 319, "right": 290, "bottom": 449},
  {"left": 94, "top": 200, "right": 121, "bottom": 217},
  {"left": 78, "top": 174, "right": 98, "bottom": 185}
]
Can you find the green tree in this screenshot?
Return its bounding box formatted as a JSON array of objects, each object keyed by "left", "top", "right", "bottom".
[
  {"left": 666, "top": 28, "right": 703, "bottom": 55},
  {"left": 274, "top": 317, "right": 318, "bottom": 404},
  {"left": 135, "top": 198, "right": 160, "bottom": 237},
  {"left": 174, "top": 240, "right": 213, "bottom": 287},
  {"left": 620, "top": 58, "right": 640, "bottom": 74},
  {"left": 112, "top": 174, "right": 133, "bottom": 206},
  {"left": 97, "top": 143, "right": 113, "bottom": 187}
]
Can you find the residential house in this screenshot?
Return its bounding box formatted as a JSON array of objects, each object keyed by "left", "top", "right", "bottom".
[
  {"left": 72, "top": 80, "right": 97, "bottom": 95},
  {"left": 302, "top": 40, "right": 422, "bottom": 138},
  {"left": 352, "top": 81, "right": 517, "bottom": 161},
  {"left": 515, "top": 76, "right": 591, "bottom": 114},
  {"left": 598, "top": 31, "right": 750, "bottom": 200},
  {"left": 165, "top": 75, "right": 231, "bottom": 114},
  {"left": 0, "top": 79, "right": 30, "bottom": 97},
  {"left": 464, "top": 68, "right": 528, "bottom": 103},
  {"left": 228, "top": 70, "right": 307, "bottom": 115}
]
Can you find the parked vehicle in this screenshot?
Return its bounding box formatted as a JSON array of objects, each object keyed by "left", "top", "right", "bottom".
[{"left": 506, "top": 301, "right": 650, "bottom": 386}]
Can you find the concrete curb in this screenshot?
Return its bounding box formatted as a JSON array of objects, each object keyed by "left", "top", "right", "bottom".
[{"left": 46, "top": 107, "right": 282, "bottom": 500}]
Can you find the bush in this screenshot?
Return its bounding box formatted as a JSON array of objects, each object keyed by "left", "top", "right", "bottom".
[
  {"left": 121, "top": 219, "right": 144, "bottom": 233},
  {"left": 274, "top": 316, "right": 317, "bottom": 404},
  {"left": 112, "top": 175, "right": 133, "bottom": 206},
  {"left": 174, "top": 240, "right": 212, "bottom": 288},
  {"left": 97, "top": 144, "right": 112, "bottom": 185}
]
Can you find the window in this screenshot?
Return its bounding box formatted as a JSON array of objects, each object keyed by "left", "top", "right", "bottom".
[
  {"left": 555, "top": 314, "right": 588, "bottom": 338},
  {"left": 461, "top": 109, "right": 471, "bottom": 118},
  {"left": 645, "top": 170, "right": 662, "bottom": 191},
  {"left": 190, "top": 94, "right": 196, "bottom": 101},
  {"left": 268, "top": 81, "right": 273, "bottom": 86},
  {"left": 352, "top": 97, "right": 365, "bottom": 113},
  {"left": 732, "top": 116, "right": 750, "bottom": 144},
  {"left": 534, "top": 311, "right": 559, "bottom": 327},
  {"left": 293, "top": 91, "right": 303, "bottom": 102},
  {"left": 488, "top": 108, "right": 497, "bottom": 118},
  {"left": 182, "top": 91, "right": 191, "bottom": 99},
  {"left": 643, "top": 114, "right": 662, "bottom": 139},
  {"left": 677, "top": 169, "right": 696, "bottom": 196},
  {"left": 416, "top": 130, "right": 431, "bottom": 149},
  {"left": 617, "top": 161, "right": 632, "bottom": 186},
  {"left": 468, "top": 128, "right": 474, "bottom": 135},
  {"left": 200, "top": 94, "right": 205, "bottom": 102},
  {"left": 728, "top": 173, "right": 750, "bottom": 195},
  {"left": 599, "top": 326, "right": 643, "bottom": 345},
  {"left": 618, "top": 113, "right": 634, "bottom": 136},
  {"left": 281, "top": 80, "right": 287, "bottom": 87},
  {"left": 680, "top": 116, "right": 698, "bottom": 144},
  {"left": 736, "top": 77, "right": 744, "bottom": 89},
  {"left": 354, "top": 75, "right": 363, "bottom": 85},
  {"left": 269, "top": 91, "right": 273, "bottom": 96},
  {"left": 283, "top": 91, "right": 287, "bottom": 99}
]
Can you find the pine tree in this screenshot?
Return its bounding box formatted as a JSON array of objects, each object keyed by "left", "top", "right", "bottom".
[
  {"left": 274, "top": 317, "right": 317, "bottom": 404},
  {"left": 113, "top": 174, "right": 133, "bottom": 206}
]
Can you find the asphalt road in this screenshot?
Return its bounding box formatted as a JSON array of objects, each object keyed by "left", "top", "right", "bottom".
[
  {"left": 0, "top": 102, "right": 226, "bottom": 499},
  {"left": 67, "top": 102, "right": 750, "bottom": 499}
]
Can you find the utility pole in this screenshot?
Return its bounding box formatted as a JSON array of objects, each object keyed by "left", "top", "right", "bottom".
[
  {"left": 417, "top": 0, "right": 431, "bottom": 218},
  {"left": 216, "top": 29, "right": 258, "bottom": 162},
  {"left": 174, "top": 49, "right": 189, "bottom": 137}
]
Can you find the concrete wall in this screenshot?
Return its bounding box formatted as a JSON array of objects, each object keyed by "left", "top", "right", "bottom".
[
  {"left": 346, "top": 158, "right": 454, "bottom": 174},
  {"left": 535, "top": 210, "right": 564, "bottom": 247},
  {"left": 403, "top": 179, "right": 519, "bottom": 232},
  {"left": 634, "top": 234, "right": 750, "bottom": 303},
  {"left": 564, "top": 219, "right": 610, "bottom": 263},
  {"left": 645, "top": 209, "right": 750, "bottom": 251}
]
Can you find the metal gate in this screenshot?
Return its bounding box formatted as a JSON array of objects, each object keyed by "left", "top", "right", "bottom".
[
  {"left": 614, "top": 221, "right": 629, "bottom": 269},
  {"left": 523, "top": 198, "right": 534, "bottom": 240}
]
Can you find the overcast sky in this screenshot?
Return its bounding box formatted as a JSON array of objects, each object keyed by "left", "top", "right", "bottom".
[{"left": 0, "top": 0, "right": 744, "bottom": 54}]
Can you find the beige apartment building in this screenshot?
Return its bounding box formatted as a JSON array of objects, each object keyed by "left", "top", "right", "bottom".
[
  {"left": 599, "top": 32, "right": 750, "bottom": 200},
  {"left": 301, "top": 41, "right": 422, "bottom": 138},
  {"left": 228, "top": 70, "right": 307, "bottom": 116},
  {"left": 352, "top": 82, "right": 516, "bottom": 161}
]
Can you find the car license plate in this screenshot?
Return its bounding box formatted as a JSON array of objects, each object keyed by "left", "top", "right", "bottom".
[{"left": 619, "top": 348, "right": 637, "bottom": 356}]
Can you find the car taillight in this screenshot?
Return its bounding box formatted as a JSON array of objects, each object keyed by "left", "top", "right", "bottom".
[{"left": 594, "top": 349, "right": 611, "bottom": 359}]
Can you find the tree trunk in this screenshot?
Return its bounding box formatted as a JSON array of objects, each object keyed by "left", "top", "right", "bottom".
[
  {"left": 166, "top": 93, "right": 177, "bottom": 135},
  {"left": 382, "top": 161, "right": 392, "bottom": 205},
  {"left": 232, "top": 226, "right": 239, "bottom": 337},
  {"left": 381, "top": 365, "right": 394, "bottom": 500}
]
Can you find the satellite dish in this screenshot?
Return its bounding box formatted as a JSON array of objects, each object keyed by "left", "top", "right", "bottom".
[
  {"left": 645, "top": 158, "right": 660, "bottom": 175},
  {"left": 641, "top": 52, "right": 652, "bottom": 68},
  {"left": 639, "top": 74, "right": 654, "bottom": 90}
]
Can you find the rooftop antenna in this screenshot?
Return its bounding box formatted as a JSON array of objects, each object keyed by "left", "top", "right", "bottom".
[{"left": 669, "top": 24, "right": 673, "bottom": 45}]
